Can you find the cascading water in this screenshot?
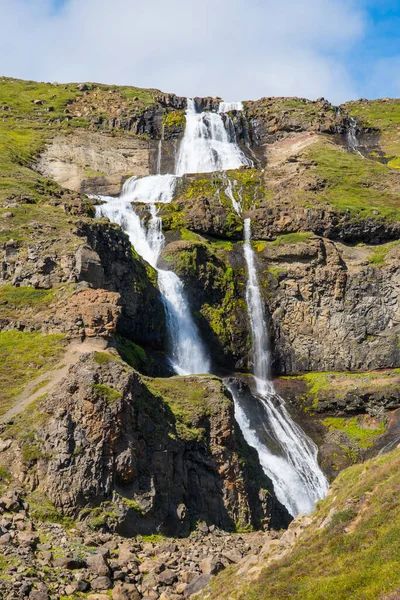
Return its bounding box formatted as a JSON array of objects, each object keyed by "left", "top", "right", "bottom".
[
  {"left": 96, "top": 173, "right": 210, "bottom": 375},
  {"left": 175, "top": 98, "right": 252, "bottom": 176},
  {"left": 347, "top": 117, "right": 364, "bottom": 158},
  {"left": 96, "top": 97, "right": 328, "bottom": 516},
  {"left": 231, "top": 218, "right": 329, "bottom": 516},
  {"left": 219, "top": 101, "right": 244, "bottom": 113}
]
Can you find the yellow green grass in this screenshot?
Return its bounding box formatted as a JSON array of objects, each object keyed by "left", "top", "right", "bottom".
[
  {"left": 0, "top": 331, "right": 66, "bottom": 414},
  {"left": 204, "top": 448, "right": 400, "bottom": 600}
]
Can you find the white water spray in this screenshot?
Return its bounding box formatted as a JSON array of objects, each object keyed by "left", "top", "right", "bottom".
[
  {"left": 219, "top": 101, "right": 244, "bottom": 113},
  {"left": 233, "top": 218, "right": 329, "bottom": 515},
  {"left": 175, "top": 99, "right": 252, "bottom": 176}
]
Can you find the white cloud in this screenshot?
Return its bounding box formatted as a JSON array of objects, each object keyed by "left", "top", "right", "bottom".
[{"left": 0, "top": 0, "right": 367, "bottom": 103}]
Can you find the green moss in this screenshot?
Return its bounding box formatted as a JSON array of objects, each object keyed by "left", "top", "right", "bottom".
[
  {"left": 295, "top": 369, "right": 400, "bottom": 411},
  {"left": 116, "top": 336, "right": 147, "bottom": 370},
  {"left": 91, "top": 383, "right": 122, "bottom": 404},
  {"left": 323, "top": 416, "right": 386, "bottom": 449},
  {"left": 21, "top": 443, "right": 44, "bottom": 464},
  {"left": 0, "top": 467, "right": 11, "bottom": 482},
  {"left": 0, "top": 331, "right": 66, "bottom": 415},
  {"left": 270, "top": 232, "right": 313, "bottom": 245},
  {"left": 144, "top": 376, "right": 220, "bottom": 442},
  {"left": 0, "top": 204, "right": 81, "bottom": 249},
  {"left": 162, "top": 110, "right": 186, "bottom": 130},
  {"left": 367, "top": 240, "right": 400, "bottom": 265},
  {"left": 0, "top": 285, "right": 54, "bottom": 310},
  {"left": 117, "top": 495, "right": 145, "bottom": 515}
]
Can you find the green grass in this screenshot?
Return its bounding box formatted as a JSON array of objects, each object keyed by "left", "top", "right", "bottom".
[
  {"left": 163, "top": 110, "right": 186, "bottom": 130},
  {"left": 306, "top": 142, "right": 400, "bottom": 222},
  {"left": 145, "top": 375, "right": 222, "bottom": 442},
  {"left": 116, "top": 336, "right": 147, "bottom": 370},
  {"left": 0, "top": 331, "right": 66, "bottom": 414},
  {"left": 292, "top": 369, "right": 400, "bottom": 411},
  {"left": 0, "top": 76, "right": 159, "bottom": 204},
  {"left": 204, "top": 448, "right": 400, "bottom": 600},
  {"left": 367, "top": 240, "right": 400, "bottom": 265},
  {"left": 323, "top": 416, "right": 386, "bottom": 448},
  {"left": 91, "top": 383, "right": 122, "bottom": 404},
  {"left": 0, "top": 285, "right": 55, "bottom": 317},
  {"left": 270, "top": 232, "right": 313, "bottom": 245},
  {"left": 26, "top": 491, "right": 75, "bottom": 528},
  {"left": 0, "top": 204, "right": 80, "bottom": 248}
]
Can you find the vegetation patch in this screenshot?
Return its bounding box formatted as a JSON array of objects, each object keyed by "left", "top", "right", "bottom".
[
  {"left": 205, "top": 448, "right": 400, "bottom": 600},
  {"left": 116, "top": 336, "right": 147, "bottom": 371},
  {"left": 306, "top": 142, "right": 400, "bottom": 223},
  {"left": 367, "top": 239, "right": 400, "bottom": 265},
  {"left": 270, "top": 232, "right": 313, "bottom": 245},
  {"left": 91, "top": 383, "right": 122, "bottom": 404},
  {"left": 145, "top": 376, "right": 223, "bottom": 442},
  {"left": 162, "top": 110, "right": 186, "bottom": 131},
  {"left": 0, "top": 285, "right": 55, "bottom": 317},
  {"left": 0, "top": 331, "right": 66, "bottom": 415},
  {"left": 323, "top": 416, "right": 386, "bottom": 448}
]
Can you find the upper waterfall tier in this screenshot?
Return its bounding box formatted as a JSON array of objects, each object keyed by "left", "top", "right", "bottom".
[
  {"left": 175, "top": 98, "right": 252, "bottom": 176},
  {"left": 218, "top": 101, "right": 244, "bottom": 113}
]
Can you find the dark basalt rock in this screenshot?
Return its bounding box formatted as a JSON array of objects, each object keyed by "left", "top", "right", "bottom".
[{"left": 4, "top": 354, "right": 290, "bottom": 536}]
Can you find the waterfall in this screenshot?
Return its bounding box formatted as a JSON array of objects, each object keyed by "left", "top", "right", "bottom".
[
  {"left": 96, "top": 98, "right": 328, "bottom": 517},
  {"left": 234, "top": 218, "right": 329, "bottom": 516},
  {"left": 347, "top": 117, "right": 364, "bottom": 158},
  {"left": 156, "top": 139, "right": 162, "bottom": 174},
  {"left": 219, "top": 101, "right": 244, "bottom": 113},
  {"left": 96, "top": 173, "right": 210, "bottom": 375},
  {"left": 175, "top": 98, "right": 252, "bottom": 176}
]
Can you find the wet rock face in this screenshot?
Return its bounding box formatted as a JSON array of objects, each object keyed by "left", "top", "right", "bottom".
[{"left": 5, "top": 354, "right": 290, "bottom": 535}]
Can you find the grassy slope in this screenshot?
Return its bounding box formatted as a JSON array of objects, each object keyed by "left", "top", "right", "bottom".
[
  {"left": 0, "top": 330, "right": 66, "bottom": 415},
  {"left": 301, "top": 141, "right": 400, "bottom": 223},
  {"left": 345, "top": 98, "right": 400, "bottom": 161},
  {"left": 0, "top": 76, "right": 157, "bottom": 202},
  {"left": 204, "top": 448, "right": 400, "bottom": 600}
]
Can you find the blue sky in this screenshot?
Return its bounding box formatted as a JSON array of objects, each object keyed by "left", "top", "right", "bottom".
[{"left": 0, "top": 0, "right": 399, "bottom": 103}]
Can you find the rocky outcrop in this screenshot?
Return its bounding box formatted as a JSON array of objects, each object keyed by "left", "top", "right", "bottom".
[
  {"left": 261, "top": 237, "right": 400, "bottom": 374},
  {"left": 159, "top": 231, "right": 400, "bottom": 375},
  {"left": 0, "top": 353, "right": 290, "bottom": 535},
  {"left": 0, "top": 210, "right": 166, "bottom": 349},
  {"left": 36, "top": 131, "right": 150, "bottom": 196}
]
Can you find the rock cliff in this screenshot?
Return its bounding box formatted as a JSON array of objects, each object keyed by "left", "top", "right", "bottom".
[{"left": 1, "top": 75, "right": 400, "bottom": 557}]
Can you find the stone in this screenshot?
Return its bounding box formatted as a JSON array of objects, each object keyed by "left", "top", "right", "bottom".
[
  {"left": 29, "top": 593, "right": 49, "bottom": 600},
  {"left": 156, "top": 569, "right": 177, "bottom": 586},
  {"left": 53, "top": 556, "right": 85, "bottom": 569},
  {"left": 181, "top": 571, "right": 197, "bottom": 584},
  {"left": 139, "top": 559, "right": 164, "bottom": 574},
  {"left": 222, "top": 550, "right": 242, "bottom": 563},
  {"left": 87, "top": 553, "right": 110, "bottom": 576},
  {"left": 184, "top": 574, "right": 211, "bottom": 597},
  {"left": 17, "top": 531, "right": 39, "bottom": 548},
  {"left": 200, "top": 556, "right": 225, "bottom": 576},
  {"left": 112, "top": 582, "right": 140, "bottom": 600},
  {"left": 91, "top": 576, "right": 113, "bottom": 591}
]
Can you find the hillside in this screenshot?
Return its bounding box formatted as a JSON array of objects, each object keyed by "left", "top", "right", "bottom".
[{"left": 0, "top": 76, "right": 399, "bottom": 599}]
